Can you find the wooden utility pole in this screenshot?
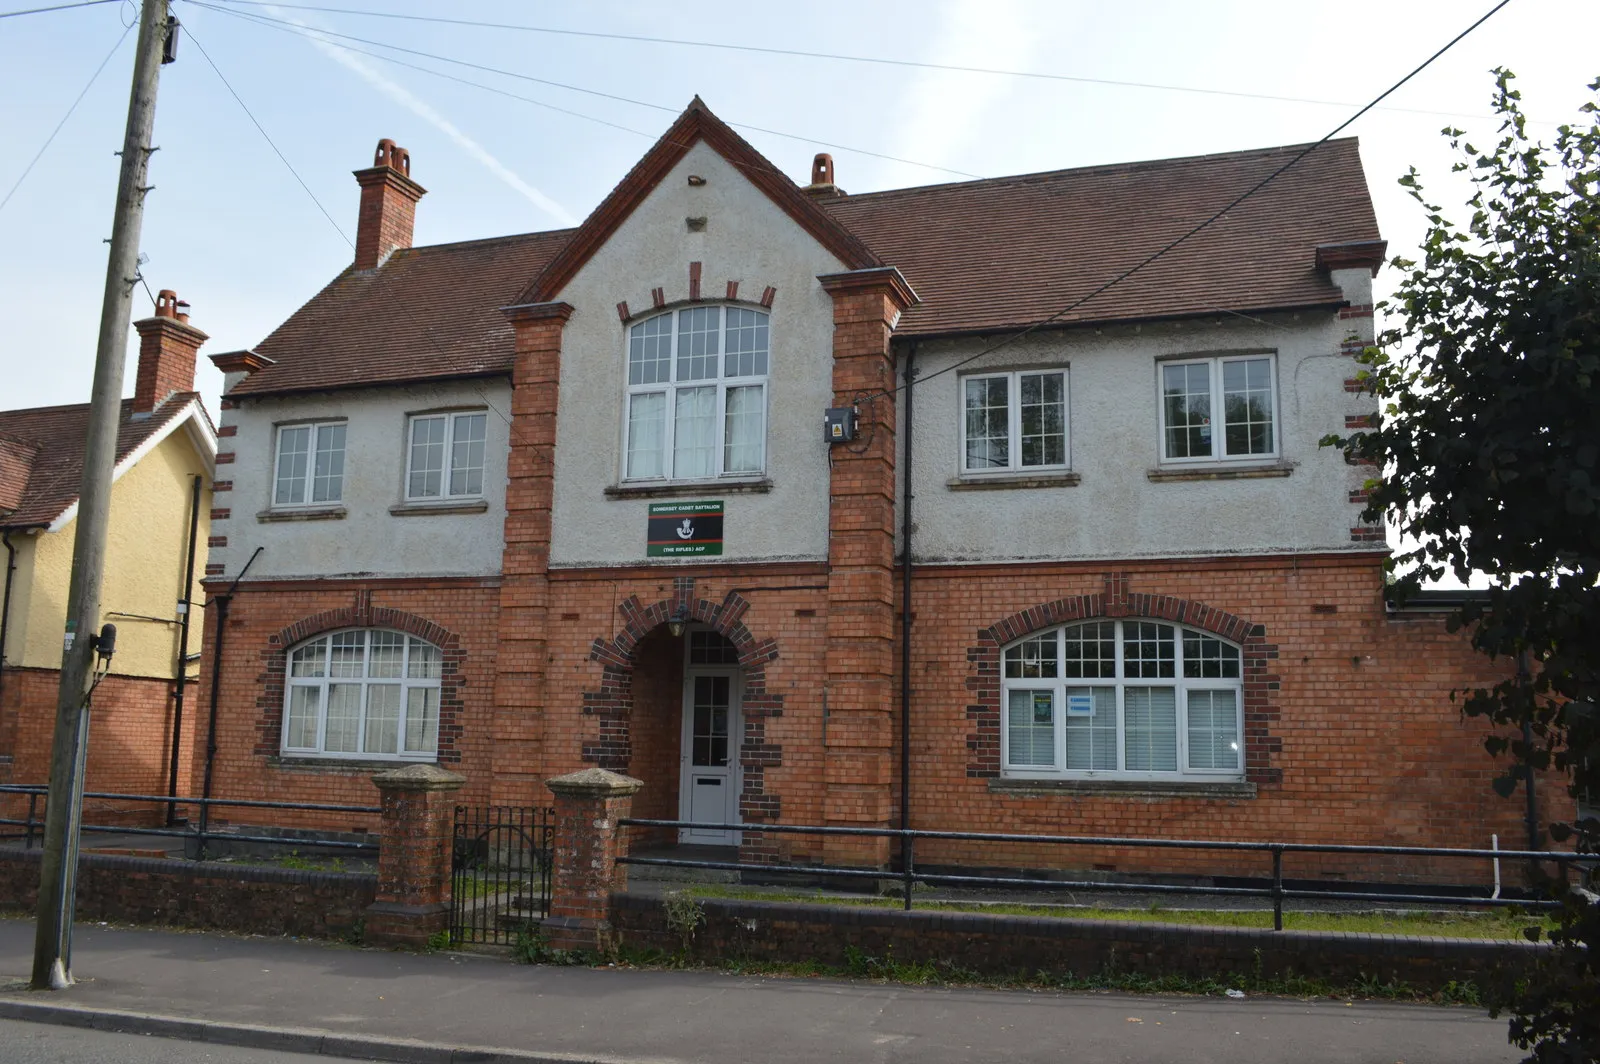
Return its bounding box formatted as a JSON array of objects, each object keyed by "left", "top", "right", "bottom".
[{"left": 32, "top": 0, "right": 171, "bottom": 991}]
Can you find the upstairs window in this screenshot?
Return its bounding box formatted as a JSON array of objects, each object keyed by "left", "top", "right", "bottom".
[
  {"left": 1002, "top": 620, "right": 1244, "bottom": 780},
  {"left": 624, "top": 306, "right": 769, "bottom": 481},
  {"left": 961, "top": 369, "right": 1069, "bottom": 474},
  {"left": 282, "top": 629, "right": 441, "bottom": 760},
  {"left": 407, "top": 411, "right": 487, "bottom": 500},
  {"left": 274, "top": 421, "right": 345, "bottom": 507},
  {"left": 1159, "top": 354, "right": 1278, "bottom": 462}
]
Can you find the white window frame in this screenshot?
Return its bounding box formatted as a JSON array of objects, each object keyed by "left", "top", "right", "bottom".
[
  {"left": 621, "top": 305, "right": 770, "bottom": 483},
  {"left": 1156, "top": 353, "right": 1280, "bottom": 464},
  {"left": 280, "top": 628, "right": 442, "bottom": 762},
  {"left": 999, "top": 620, "right": 1245, "bottom": 782},
  {"left": 958, "top": 368, "right": 1071, "bottom": 475},
  {"left": 405, "top": 409, "right": 488, "bottom": 502},
  {"left": 272, "top": 420, "right": 347, "bottom": 508}
]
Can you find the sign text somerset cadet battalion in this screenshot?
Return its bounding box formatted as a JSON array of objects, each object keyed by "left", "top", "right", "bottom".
[{"left": 647, "top": 500, "right": 724, "bottom": 557}]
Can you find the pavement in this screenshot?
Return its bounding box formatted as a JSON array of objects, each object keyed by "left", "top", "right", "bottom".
[{"left": 0, "top": 916, "right": 1522, "bottom": 1064}]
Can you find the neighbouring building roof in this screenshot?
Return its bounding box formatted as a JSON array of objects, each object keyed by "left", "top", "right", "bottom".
[
  {"left": 0, "top": 394, "right": 212, "bottom": 531},
  {"left": 231, "top": 120, "right": 1381, "bottom": 398}
]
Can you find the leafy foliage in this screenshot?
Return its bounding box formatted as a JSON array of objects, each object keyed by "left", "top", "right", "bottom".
[{"left": 1325, "top": 70, "right": 1599, "bottom": 1063}]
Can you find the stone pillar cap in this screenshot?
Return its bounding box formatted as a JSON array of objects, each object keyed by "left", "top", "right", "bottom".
[
  {"left": 372, "top": 763, "right": 467, "bottom": 792},
  {"left": 546, "top": 767, "right": 644, "bottom": 798}
]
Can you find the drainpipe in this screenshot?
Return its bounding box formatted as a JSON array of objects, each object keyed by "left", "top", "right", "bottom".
[
  {"left": 199, "top": 547, "right": 261, "bottom": 838},
  {"left": 165, "top": 475, "right": 202, "bottom": 826},
  {"left": 1517, "top": 650, "right": 1540, "bottom": 852},
  {"left": 0, "top": 531, "right": 16, "bottom": 706},
  {"left": 899, "top": 345, "right": 918, "bottom": 840}
]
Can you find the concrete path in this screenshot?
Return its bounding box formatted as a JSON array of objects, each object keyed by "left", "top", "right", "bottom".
[
  {"left": 1, "top": 1017, "right": 327, "bottom": 1063},
  {"left": 0, "top": 917, "right": 1520, "bottom": 1064}
]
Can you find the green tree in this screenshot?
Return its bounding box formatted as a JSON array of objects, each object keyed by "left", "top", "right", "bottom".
[{"left": 1327, "top": 70, "right": 1598, "bottom": 1062}]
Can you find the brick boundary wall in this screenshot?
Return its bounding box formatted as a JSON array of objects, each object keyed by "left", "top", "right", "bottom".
[
  {"left": 609, "top": 893, "right": 1544, "bottom": 994},
  {"left": 0, "top": 849, "right": 375, "bottom": 940}
]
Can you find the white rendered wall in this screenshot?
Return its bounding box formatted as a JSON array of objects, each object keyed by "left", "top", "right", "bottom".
[
  {"left": 215, "top": 379, "right": 512, "bottom": 580},
  {"left": 903, "top": 301, "right": 1380, "bottom": 564},
  {"left": 547, "top": 141, "right": 847, "bottom": 568}
]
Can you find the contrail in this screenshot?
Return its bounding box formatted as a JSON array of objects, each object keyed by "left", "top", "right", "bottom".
[{"left": 263, "top": 3, "right": 578, "bottom": 227}]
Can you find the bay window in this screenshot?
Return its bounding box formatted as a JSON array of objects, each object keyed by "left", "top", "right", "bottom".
[
  {"left": 1001, "top": 620, "right": 1244, "bottom": 780},
  {"left": 624, "top": 306, "right": 769, "bottom": 481}
]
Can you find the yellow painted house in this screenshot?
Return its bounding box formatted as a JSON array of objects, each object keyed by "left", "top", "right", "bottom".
[{"left": 0, "top": 290, "right": 215, "bottom": 806}]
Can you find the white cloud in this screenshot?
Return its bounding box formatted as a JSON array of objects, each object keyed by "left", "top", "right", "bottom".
[{"left": 263, "top": 4, "right": 578, "bottom": 227}]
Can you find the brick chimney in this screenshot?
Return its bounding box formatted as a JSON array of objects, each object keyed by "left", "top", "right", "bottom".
[
  {"left": 354, "top": 138, "right": 426, "bottom": 271},
  {"left": 804, "top": 152, "right": 845, "bottom": 199},
  {"left": 132, "top": 289, "right": 207, "bottom": 415}
]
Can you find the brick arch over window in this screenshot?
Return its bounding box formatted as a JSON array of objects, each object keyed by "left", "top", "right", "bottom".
[
  {"left": 254, "top": 598, "right": 467, "bottom": 763},
  {"left": 965, "top": 573, "right": 1283, "bottom": 786},
  {"left": 585, "top": 576, "right": 784, "bottom": 823}
]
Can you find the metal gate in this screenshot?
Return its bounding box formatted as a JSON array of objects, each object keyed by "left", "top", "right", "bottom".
[{"left": 450, "top": 805, "right": 554, "bottom": 946}]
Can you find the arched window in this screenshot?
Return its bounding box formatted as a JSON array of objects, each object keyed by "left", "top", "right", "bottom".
[
  {"left": 281, "top": 629, "right": 441, "bottom": 760},
  {"left": 1001, "top": 621, "right": 1243, "bottom": 780},
  {"left": 623, "top": 305, "right": 769, "bottom": 481}
]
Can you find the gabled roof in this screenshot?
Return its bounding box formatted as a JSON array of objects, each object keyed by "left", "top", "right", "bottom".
[
  {"left": 0, "top": 394, "right": 215, "bottom": 531},
  {"left": 226, "top": 104, "right": 1382, "bottom": 399},
  {"left": 512, "top": 97, "right": 882, "bottom": 306},
  {"left": 818, "top": 137, "right": 1378, "bottom": 336}
]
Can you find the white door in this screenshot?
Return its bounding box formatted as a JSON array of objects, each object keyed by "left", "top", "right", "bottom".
[{"left": 679, "top": 669, "right": 740, "bottom": 845}]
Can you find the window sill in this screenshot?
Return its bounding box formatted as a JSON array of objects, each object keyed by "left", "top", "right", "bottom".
[
  {"left": 256, "top": 506, "right": 347, "bottom": 523},
  {"left": 948, "top": 471, "right": 1081, "bottom": 491},
  {"left": 605, "top": 478, "right": 772, "bottom": 500},
  {"left": 389, "top": 499, "right": 489, "bottom": 517},
  {"left": 269, "top": 755, "right": 437, "bottom": 773},
  {"left": 1146, "top": 462, "right": 1293, "bottom": 483},
  {"left": 988, "top": 778, "right": 1256, "bottom": 800}
]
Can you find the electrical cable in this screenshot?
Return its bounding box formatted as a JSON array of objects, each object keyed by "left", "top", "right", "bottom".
[
  {"left": 0, "top": 0, "right": 117, "bottom": 18},
  {"left": 860, "top": 0, "right": 1515, "bottom": 402},
  {"left": 199, "top": 0, "right": 1518, "bottom": 126},
  {"left": 182, "top": 0, "right": 982, "bottom": 179},
  {"left": 0, "top": 22, "right": 132, "bottom": 216}
]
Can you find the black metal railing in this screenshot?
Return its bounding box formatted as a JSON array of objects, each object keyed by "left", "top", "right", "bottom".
[
  {"left": 450, "top": 805, "right": 555, "bottom": 946},
  {"left": 619, "top": 818, "right": 1588, "bottom": 931},
  {"left": 0, "top": 784, "right": 381, "bottom": 860}
]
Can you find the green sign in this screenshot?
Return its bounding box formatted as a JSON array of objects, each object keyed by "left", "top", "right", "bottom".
[{"left": 647, "top": 500, "right": 724, "bottom": 557}]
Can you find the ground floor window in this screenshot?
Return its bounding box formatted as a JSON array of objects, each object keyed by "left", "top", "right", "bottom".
[
  {"left": 281, "top": 629, "right": 441, "bottom": 760},
  {"left": 1001, "top": 619, "right": 1243, "bottom": 780}
]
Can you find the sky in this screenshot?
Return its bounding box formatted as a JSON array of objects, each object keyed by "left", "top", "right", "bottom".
[{"left": 0, "top": 0, "right": 1594, "bottom": 414}]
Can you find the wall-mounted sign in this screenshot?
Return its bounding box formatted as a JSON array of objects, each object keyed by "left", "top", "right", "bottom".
[
  {"left": 1066, "top": 693, "right": 1095, "bottom": 717},
  {"left": 647, "top": 500, "right": 724, "bottom": 557}
]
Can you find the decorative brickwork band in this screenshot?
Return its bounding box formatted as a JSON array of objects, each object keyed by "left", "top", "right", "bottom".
[
  {"left": 965, "top": 573, "right": 1283, "bottom": 786},
  {"left": 544, "top": 768, "right": 642, "bottom": 953},
  {"left": 364, "top": 763, "right": 466, "bottom": 948},
  {"left": 583, "top": 578, "right": 783, "bottom": 826},
  {"left": 254, "top": 602, "right": 467, "bottom": 763}
]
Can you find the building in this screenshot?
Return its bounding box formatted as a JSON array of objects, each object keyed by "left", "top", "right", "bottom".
[
  {"left": 1, "top": 291, "right": 215, "bottom": 816},
  {"left": 195, "top": 101, "right": 1557, "bottom": 882}
]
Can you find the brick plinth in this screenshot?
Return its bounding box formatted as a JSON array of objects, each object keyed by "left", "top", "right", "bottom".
[
  {"left": 364, "top": 763, "right": 466, "bottom": 948},
  {"left": 544, "top": 767, "right": 642, "bottom": 952},
  {"left": 818, "top": 268, "right": 917, "bottom": 868}
]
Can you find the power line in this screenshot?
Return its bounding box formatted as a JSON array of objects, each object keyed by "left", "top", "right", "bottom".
[
  {"left": 182, "top": 0, "right": 983, "bottom": 179},
  {"left": 201, "top": 0, "right": 1513, "bottom": 125},
  {"left": 0, "top": 23, "right": 132, "bottom": 216},
  {"left": 0, "top": 0, "right": 116, "bottom": 18},
  {"left": 870, "top": 0, "right": 1515, "bottom": 401}
]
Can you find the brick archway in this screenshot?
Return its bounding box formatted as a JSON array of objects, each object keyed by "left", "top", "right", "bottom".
[
  {"left": 254, "top": 600, "right": 467, "bottom": 763},
  {"left": 965, "top": 573, "right": 1282, "bottom": 786},
  {"left": 584, "top": 576, "right": 783, "bottom": 823}
]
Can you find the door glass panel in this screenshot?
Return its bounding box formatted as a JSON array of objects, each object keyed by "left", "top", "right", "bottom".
[{"left": 692, "top": 675, "right": 730, "bottom": 767}]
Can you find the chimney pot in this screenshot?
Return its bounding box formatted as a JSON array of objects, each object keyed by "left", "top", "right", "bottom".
[
  {"left": 155, "top": 289, "right": 179, "bottom": 319},
  {"left": 354, "top": 138, "right": 426, "bottom": 271},
  {"left": 811, "top": 153, "right": 834, "bottom": 186}
]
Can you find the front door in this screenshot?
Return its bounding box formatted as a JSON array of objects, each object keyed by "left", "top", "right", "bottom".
[{"left": 678, "top": 670, "right": 740, "bottom": 845}]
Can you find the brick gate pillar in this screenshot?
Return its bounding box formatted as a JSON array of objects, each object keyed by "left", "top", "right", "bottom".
[
  {"left": 817, "top": 267, "right": 918, "bottom": 869},
  {"left": 544, "top": 767, "right": 642, "bottom": 953},
  {"left": 366, "top": 764, "right": 466, "bottom": 948}
]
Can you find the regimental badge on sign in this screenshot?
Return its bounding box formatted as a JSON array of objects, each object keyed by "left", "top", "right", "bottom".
[{"left": 647, "top": 500, "right": 724, "bottom": 557}]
